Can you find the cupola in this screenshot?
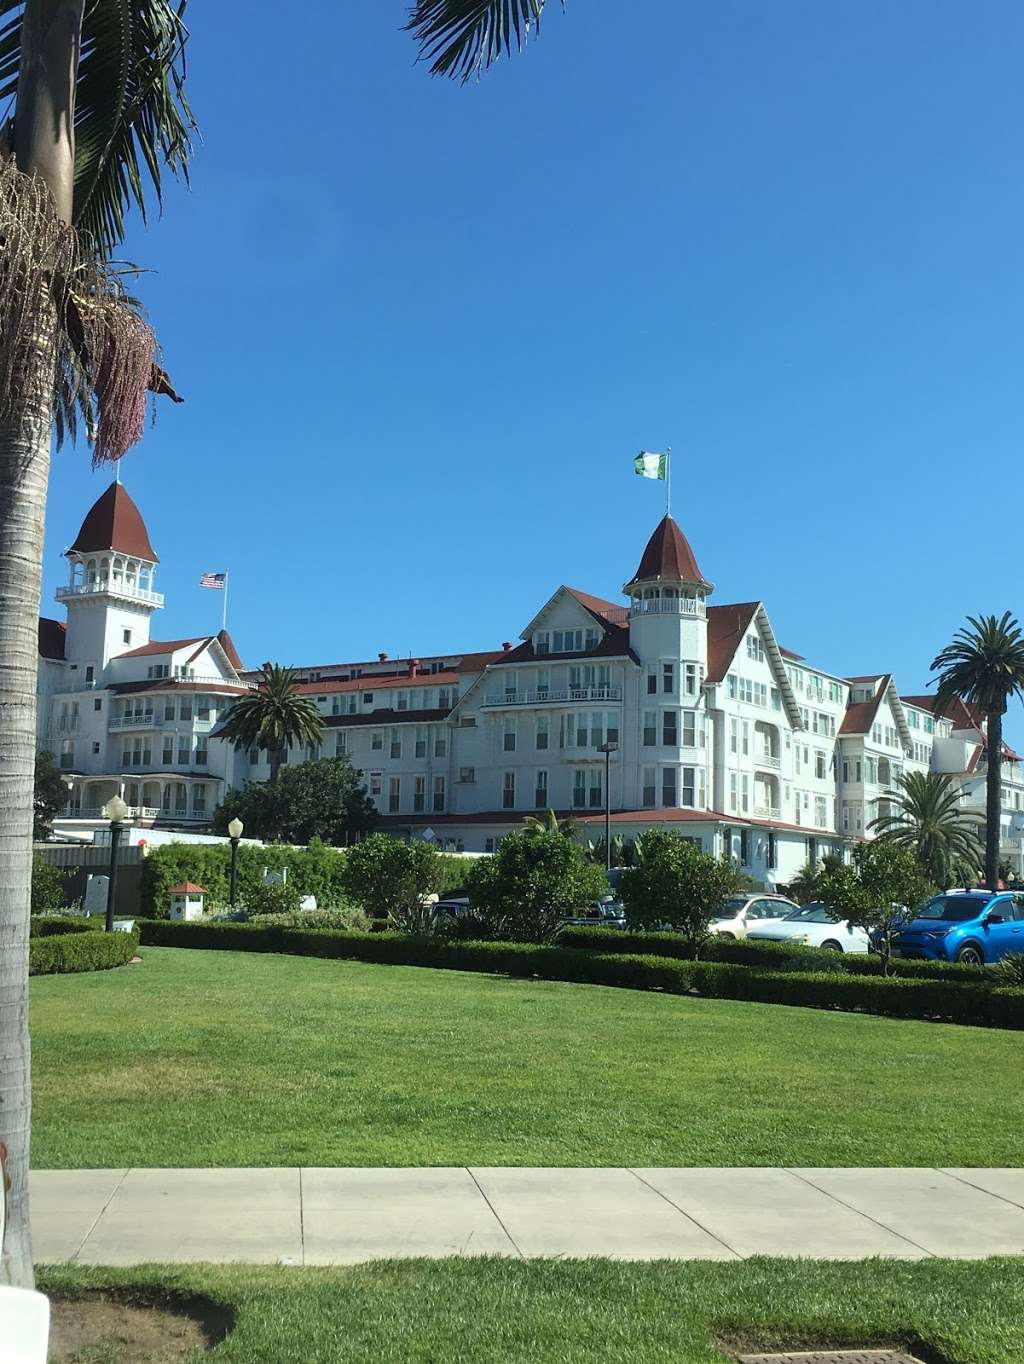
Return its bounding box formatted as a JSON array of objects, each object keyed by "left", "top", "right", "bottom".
[{"left": 623, "top": 515, "right": 712, "bottom": 618}]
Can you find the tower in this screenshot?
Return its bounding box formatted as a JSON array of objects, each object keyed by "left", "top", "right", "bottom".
[
  {"left": 624, "top": 514, "right": 712, "bottom": 674},
  {"left": 57, "top": 482, "right": 163, "bottom": 669}
]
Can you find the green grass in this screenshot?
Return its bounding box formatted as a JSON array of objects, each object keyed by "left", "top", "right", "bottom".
[
  {"left": 38, "top": 1258, "right": 1024, "bottom": 1363},
  {"left": 30, "top": 946, "right": 1024, "bottom": 1168}
]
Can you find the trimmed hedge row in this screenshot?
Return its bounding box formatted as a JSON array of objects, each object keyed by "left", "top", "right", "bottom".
[
  {"left": 137, "top": 921, "right": 1024, "bottom": 1030},
  {"left": 554, "top": 924, "right": 989, "bottom": 984},
  {"left": 30, "top": 916, "right": 97, "bottom": 938},
  {"left": 30, "top": 929, "right": 139, "bottom": 976}
]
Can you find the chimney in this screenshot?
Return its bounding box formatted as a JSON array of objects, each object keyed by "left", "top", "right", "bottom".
[
  {"left": 378, "top": 651, "right": 389, "bottom": 663},
  {"left": 409, "top": 658, "right": 420, "bottom": 678},
  {"left": 502, "top": 641, "right": 512, "bottom": 652}
]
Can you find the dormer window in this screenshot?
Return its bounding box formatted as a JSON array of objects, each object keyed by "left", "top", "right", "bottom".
[{"left": 535, "top": 631, "right": 550, "bottom": 655}]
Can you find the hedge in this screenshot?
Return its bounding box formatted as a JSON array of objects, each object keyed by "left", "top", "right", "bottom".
[
  {"left": 554, "top": 925, "right": 990, "bottom": 984},
  {"left": 137, "top": 921, "right": 1024, "bottom": 1030},
  {"left": 30, "top": 916, "right": 97, "bottom": 938},
  {"left": 30, "top": 928, "right": 139, "bottom": 976}
]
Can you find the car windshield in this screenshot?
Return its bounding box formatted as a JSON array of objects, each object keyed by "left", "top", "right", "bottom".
[
  {"left": 782, "top": 902, "right": 838, "bottom": 925},
  {"left": 915, "top": 894, "right": 990, "bottom": 923},
  {"left": 711, "top": 896, "right": 749, "bottom": 919}
]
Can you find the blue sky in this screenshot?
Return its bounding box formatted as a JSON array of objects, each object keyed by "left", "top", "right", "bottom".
[{"left": 43, "top": 2, "right": 1024, "bottom": 738}]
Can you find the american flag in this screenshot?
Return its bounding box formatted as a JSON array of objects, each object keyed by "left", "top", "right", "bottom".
[{"left": 199, "top": 571, "right": 226, "bottom": 589}]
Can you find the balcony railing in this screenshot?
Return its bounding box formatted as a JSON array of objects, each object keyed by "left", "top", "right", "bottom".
[
  {"left": 56, "top": 581, "right": 164, "bottom": 607},
  {"left": 62, "top": 804, "right": 161, "bottom": 820},
  {"left": 483, "top": 686, "right": 622, "bottom": 707},
  {"left": 629, "top": 597, "right": 706, "bottom": 619},
  {"left": 53, "top": 717, "right": 79, "bottom": 733},
  {"left": 109, "top": 713, "right": 161, "bottom": 730},
  {"left": 756, "top": 753, "right": 780, "bottom": 770},
  {"left": 753, "top": 803, "right": 782, "bottom": 819}
]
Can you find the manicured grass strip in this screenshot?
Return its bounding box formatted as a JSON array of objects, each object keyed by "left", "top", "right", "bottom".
[
  {"left": 29, "top": 928, "right": 138, "bottom": 976},
  {"left": 38, "top": 1257, "right": 1024, "bottom": 1363},
  {"left": 137, "top": 919, "right": 1024, "bottom": 1029},
  {"left": 30, "top": 947, "right": 1024, "bottom": 1168}
]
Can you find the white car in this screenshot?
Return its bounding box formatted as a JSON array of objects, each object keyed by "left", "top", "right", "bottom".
[
  {"left": 747, "top": 901, "right": 871, "bottom": 953},
  {"left": 707, "top": 893, "right": 800, "bottom": 939}
]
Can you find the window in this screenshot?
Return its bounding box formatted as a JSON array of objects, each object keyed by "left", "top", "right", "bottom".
[
  {"left": 643, "top": 710, "right": 657, "bottom": 746},
  {"left": 458, "top": 766, "right": 475, "bottom": 783},
  {"left": 371, "top": 731, "right": 383, "bottom": 752},
  {"left": 92, "top": 741, "right": 100, "bottom": 754},
  {"left": 163, "top": 737, "right": 174, "bottom": 764},
  {"left": 590, "top": 711, "right": 604, "bottom": 748},
  {"left": 396, "top": 690, "right": 409, "bottom": 712},
  {"left": 534, "top": 631, "right": 550, "bottom": 655},
  {"left": 642, "top": 766, "right": 656, "bottom": 808},
  {"left": 390, "top": 729, "right": 402, "bottom": 759},
  {"left": 122, "top": 628, "right": 132, "bottom": 645},
  {"left": 503, "top": 771, "right": 516, "bottom": 810},
  {"left": 741, "top": 774, "right": 750, "bottom": 813},
  {"left": 829, "top": 681, "right": 843, "bottom": 704},
  {"left": 572, "top": 769, "right": 587, "bottom": 809},
  {"left": 767, "top": 830, "right": 777, "bottom": 870},
  {"left": 742, "top": 721, "right": 750, "bottom": 756},
  {"left": 730, "top": 718, "right": 738, "bottom": 753},
  {"left": 370, "top": 772, "right": 382, "bottom": 798},
  {"left": 59, "top": 739, "right": 74, "bottom": 770},
  {"left": 663, "top": 710, "right": 678, "bottom": 746},
  {"left": 662, "top": 766, "right": 677, "bottom": 807},
  {"left": 433, "top": 775, "right": 445, "bottom": 813},
  {"left": 196, "top": 695, "right": 211, "bottom": 721},
  {"left": 685, "top": 663, "right": 698, "bottom": 695},
  {"left": 503, "top": 717, "right": 517, "bottom": 752},
  {"left": 606, "top": 712, "right": 620, "bottom": 745},
  {"left": 536, "top": 668, "right": 550, "bottom": 697},
  {"left": 588, "top": 768, "right": 603, "bottom": 808},
  {"left": 414, "top": 776, "right": 426, "bottom": 812},
  {"left": 362, "top": 692, "right": 374, "bottom": 705},
  {"left": 434, "top": 729, "right": 447, "bottom": 758},
  {"left": 746, "top": 634, "right": 764, "bottom": 662},
  {"left": 771, "top": 687, "right": 781, "bottom": 711},
  {"left": 646, "top": 667, "right": 658, "bottom": 696},
  {"left": 681, "top": 767, "right": 696, "bottom": 807},
  {"left": 535, "top": 769, "right": 548, "bottom": 809},
  {"left": 164, "top": 699, "right": 175, "bottom": 721},
  {"left": 388, "top": 776, "right": 401, "bottom": 813},
  {"left": 195, "top": 738, "right": 208, "bottom": 766},
  {"left": 178, "top": 737, "right": 191, "bottom": 764},
  {"left": 727, "top": 674, "right": 737, "bottom": 699},
  {"left": 536, "top": 715, "right": 549, "bottom": 750},
  {"left": 815, "top": 750, "right": 827, "bottom": 780},
  {"left": 729, "top": 772, "right": 737, "bottom": 812},
  {"left": 193, "top": 784, "right": 207, "bottom": 814},
  {"left": 415, "top": 727, "right": 427, "bottom": 759},
  {"left": 739, "top": 829, "right": 750, "bottom": 864},
  {"left": 179, "top": 696, "right": 192, "bottom": 721},
  {"left": 94, "top": 698, "right": 102, "bottom": 711},
  {"left": 814, "top": 795, "right": 828, "bottom": 827},
  {"left": 85, "top": 666, "right": 94, "bottom": 684},
  {"left": 576, "top": 712, "right": 588, "bottom": 747},
  {"left": 485, "top": 837, "right": 496, "bottom": 854},
  {"left": 662, "top": 662, "right": 674, "bottom": 694},
  {"left": 335, "top": 732, "right": 347, "bottom": 757}
]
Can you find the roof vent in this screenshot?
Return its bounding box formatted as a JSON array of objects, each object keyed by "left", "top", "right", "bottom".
[
  {"left": 378, "top": 651, "right": 389, "bottom": 662},
  {"left": 502, "top": 641, "right": 513, "bottom": 652}
]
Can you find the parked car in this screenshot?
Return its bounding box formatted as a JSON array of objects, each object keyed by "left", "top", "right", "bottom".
[
  {"left": 891, "top": 890, "right": 1024, "bottom": 965},
  {"left": 560, "top": 895, "right": 627, "bottom": 929},
  {"left": 707, "top": 893, "right": 799, "bottom": 940},
  {"left": 433, "top": 895, "right": 472, "bottom": 921},
  {"left": 747, "top": 901, "right": 871, "bottom": 953}
]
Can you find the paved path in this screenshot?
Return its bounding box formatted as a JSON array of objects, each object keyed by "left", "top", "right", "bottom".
[{"left": 30, "top": 1167, "right": 1024, "bottom": 1266}]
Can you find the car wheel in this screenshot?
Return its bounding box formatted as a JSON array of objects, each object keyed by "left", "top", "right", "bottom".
[
  {"left": 820, "top": 939, "right": 843, "bottom": 951},
  {"left": 955, "top": 942, "right": 985, "bottom": 966},
  {"left": 717, "top": 931, "right": 736, "bottom": 940}
]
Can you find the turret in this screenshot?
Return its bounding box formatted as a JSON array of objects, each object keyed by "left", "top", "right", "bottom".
[
  {"left": 624, "top": 515, "right": 711, "bottom": 674},
  {"left": 57, "top": 482, "right": 163, "bottom": 668}
]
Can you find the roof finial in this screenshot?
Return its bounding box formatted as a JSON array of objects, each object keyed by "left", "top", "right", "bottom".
[{"left": 114, "top": 461, "right": 121, "bottom": 485}]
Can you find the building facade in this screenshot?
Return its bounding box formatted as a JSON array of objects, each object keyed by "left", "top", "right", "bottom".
[{"left": 39, "top": 483, "right": 1024, "bottom": 881}]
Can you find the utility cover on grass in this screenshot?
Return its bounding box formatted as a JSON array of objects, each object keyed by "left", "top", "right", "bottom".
[{"left": 737, "top": 1352, "right": 926, "bottom": 1364}]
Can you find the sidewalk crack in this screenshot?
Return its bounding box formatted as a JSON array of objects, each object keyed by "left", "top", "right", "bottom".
[
  {"left": 939, "top": 1168, "right": 1024, "bottom": 1214},
  {"left": 72, "top": 1167, "right": 131, "bottom": 1263},
  {"left": 627, "top": 1169, "right": 740, "bottom": 1259},
  {"left": 466, "top": 1168, "right": 523, "bottom": 1259},
  {"left": 786, "top": 1168, "right": 933, "bottom": 1257}
]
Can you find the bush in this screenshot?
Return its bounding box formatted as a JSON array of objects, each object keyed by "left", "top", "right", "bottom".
[
  {"left": 30, "top": 915, "right": 96, "bottom": 938},
  {"left": 618, "top": 832, "right": 739, "bottom": 955},
  {"left": 137, "top": 921, "right": 1024, "bottom": 1031},
  {"left": 140, "top": 838, "right": 349, "bottom": 917},
  {"left": 993, "top": 952, "right": 1024, "bottom": 988},
  {"left": 465, "top": 829, "right": 606, "bottom": 943},
  {"left": 30, "top": 928, "right": 138, "bottom": 975},
  {"left": 241, "top": 879, "right": 303, "bottom": 916},
  {"left": 342, "top": 834, "right": 448, "bottom": 932},
  {"left": 247, "top": 905, "right": 370, "bottom": 931},
  {"left": 31, "top": 856, "right": 67, "bottom": 914}
]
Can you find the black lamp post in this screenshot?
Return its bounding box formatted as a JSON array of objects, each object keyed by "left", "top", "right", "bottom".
[
  {"left": 103, "top": 795, "right": 130, "bottom": 932},
  {"left": 228, "top": 817, "right": 243, "bottom": 907},
  {"left": 598, "top": 741, "right": 619, "bottom": 871}
]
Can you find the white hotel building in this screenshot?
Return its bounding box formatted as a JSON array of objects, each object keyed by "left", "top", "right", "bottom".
[{"left": 39, "top": 483, "right": 1024, "bottom": 883}]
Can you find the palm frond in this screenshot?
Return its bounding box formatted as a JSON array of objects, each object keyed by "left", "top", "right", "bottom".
[
  {"left": 0, "top": 0, "right": 196, "bottom": 257},
  {"left": 405, "top": 0, "right": 556, "bottom": 82}
]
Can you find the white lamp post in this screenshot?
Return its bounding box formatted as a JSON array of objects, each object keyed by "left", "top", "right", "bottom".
[
  {"left": 102, "top": 795, "right": 130, "bottom": 932},
  {"left": 227, "top": 816, "right": 244, "bottom": 907}
]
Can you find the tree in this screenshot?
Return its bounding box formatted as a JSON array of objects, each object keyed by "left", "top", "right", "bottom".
[
  {"left": 817, "top": 843, "right": 935, "bottom": 975},
  {"left": 467, "top": 828, "right": 606, "bottom": 943},
  {"left": 618, "top": 832, "right": 740, "bottom": 958},
  {"left": 342, "top": 833, "right": 447, "bottom": 932},
  {"left": 218, "top": 663, "right": 323, "bottom": 785},
  {"left": 30, "top": 855, "right": 66, "bottom": 914},
  {"left": 406, "top": 0, "right": 562, "bottom": 81},
  {"left": 785, "top": 861, "right": 823, "bottom": 904},
  {"left": 871, "top": 770, "right": 982, "bottom": 889},
  {"left": 931, "top": 613, "right": 1024, "bottom": 893},
  {"left": 521, "top": 808, "right": 576, "bottom": 838},
  {"left": 213, "top": 758, "right": 376, "bottom": 846},
  {"left": 0, "top": 0, "right": 194, "bottom": 1291},
  {"left": 33, "top": 749, "right": 67, "bottom": 840}
]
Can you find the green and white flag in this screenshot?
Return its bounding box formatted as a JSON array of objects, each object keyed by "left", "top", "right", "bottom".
[{"left": 634, "top": 450, "right": 667, "bottom": 480}]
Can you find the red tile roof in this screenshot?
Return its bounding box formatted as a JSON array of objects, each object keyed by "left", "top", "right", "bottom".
[
  {"left": 293, "top": 671, "right": 462, "bottom": 697},
  {"left": 706, "top": 603, "right": 759, "bottom": 684},
  {"left": 778, "top": 646, "right": 804, "bottom": 662},
  {"left": 38, "top": 617, "right": 66, "bottom": 660},
  {"left": 168, "top": 883, "right": 207, "bottom": 894},
  {"left": 216, "top": 629, "right": 244, "bottom": 671},
  {"left": 115, "top": 636, "right": 211, "bottom": 660},
  {"left": 67, "top": 483, "right": 158, "bottom": 562},
  {"left": 109, "top": 679, "right": 251, "bottom": 696},
  {"left": 847, "top": 674, "right": 884, "bottom": 684},
  {"left": 838, "top": 674, "right": 893, "bottom": 736},
  {"left": 500, "top": 624, "right": 638, "bottom": 666},
  {"left": 564, "top": 587, "right": 624, "bottom": 623},
  {"left": 625, "top": 516, "right": 711, "bottom": 590}
]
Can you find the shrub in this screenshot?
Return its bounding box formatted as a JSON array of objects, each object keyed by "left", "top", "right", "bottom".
[
  {"left": 618, "top": 832, "right": 739, "bottom": 956},
  {"left": 993, "top": 952, "right": 1024, "bottom": 988},
  {"left": 241, "top": 879, "right": 303, "bottom": 916},
  {"left": 31, "top": 856, "right": 67, "bottom": 914},
  {"left": 30, "top": 928, "right": 138, "bottom": 975},
  {"left": 30, "top": 915, "right": 96, "bottom": 938},
  {"left": 465, "top": 829, "right": 607, "bottom": 943},
  {"left": 342, "top": 834, "right": 448, "bottom": 932},
  {"left": 247, "top": 905, "right": 370, "bottom": 931},
  {"left": 140, "top": 839, "right": 349, "bottom": 917}
]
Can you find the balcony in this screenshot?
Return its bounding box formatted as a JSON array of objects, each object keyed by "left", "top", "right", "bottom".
[
  {"left": 753, "top": 803, "right": 782, "bottom": 819},
  {"left": 109, "top": 713, "right": 162, "bottom": 731},
  {"left": 483, "top": 686, "right": 622, "bottom": 707},
  {"left": 63, "top": 804, "right": 161, "bottom": 820},
  {"left": 629, "top": 597, "right": 706, "bottom": 619},
  {"left": 755, "top": 752, "right": 780, "bottom": 770},
  {"left": 56, "top": 581, "right": 164, "bottom": 608},
  {"left": 53, "top": 717, "right": 79, "bottom": 733}
]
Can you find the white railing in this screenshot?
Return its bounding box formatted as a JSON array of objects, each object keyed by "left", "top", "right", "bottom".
[
  {"left": 56, "top": 582, "right": 164, "bottom": 607},
  {"left": 62, "top": 804, "right": 161, "bottom": 819},
  {"left": 53, "top": 718, "right": 79, "bottom": 733},
  {"left": 109, "top": 713, "right": 161, "bottom": 730},
  {"left": 753, "top": 803, "right": 782, "bottom": 819},
  {"left": 483, "top": 686, "right": 623, "bottom": 707},
  {"left": 629, "top": 597, "right": 706, "bottom": 619},
  {"left": 756, "top": 753, "right": 781, "bottom": 770}
]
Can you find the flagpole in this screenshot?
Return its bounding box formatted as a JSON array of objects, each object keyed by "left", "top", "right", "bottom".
[
  {"left": 222, "top": 571, "right": 228, "bottom": 632},
  {"left": 666, "top": 447, "right": 672, "bottom": 517}
]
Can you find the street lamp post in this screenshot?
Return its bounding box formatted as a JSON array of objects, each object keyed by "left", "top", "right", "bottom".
[
  {"left": 597, "top": 741, "right": 619, "bottom": 871},
  {"left": 228, "top": 817, "right": 244, "bottom": 908},
  {"left": 102, "top": 795, "right": 130, "bottom": 932}
]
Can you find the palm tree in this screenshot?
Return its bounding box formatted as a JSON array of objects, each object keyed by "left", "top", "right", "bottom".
[
  {"left": 931, "top": 613, "right": 1024, "bottom": 891},
  {"left": 522, "top": 808, "right": 576, "bottom": 839},
  {"left": 0, "top": 0, "right": 193, "bottom": 1291},
  {"left": 870, "top": 771, "right": 983, "bottom": 888},
  {"left": 219, "top": 664, "right": 323, "bottom": 786},
  {"left": 406, "top": 1, "right": 559, "bottom": 81}
]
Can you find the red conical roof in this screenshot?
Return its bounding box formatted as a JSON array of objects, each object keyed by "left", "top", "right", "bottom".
[
  {"left": 67, "top": 483, "right": 158, "bottom": 562},
  {"left": 625, "top": 515, "right": 710, "bottom": 590}
]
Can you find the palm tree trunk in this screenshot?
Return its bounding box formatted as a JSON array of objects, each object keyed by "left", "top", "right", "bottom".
[
  {"left": 269, "top": 746, "right": 284, "bottom": 786},
  {"left": 986, "top": 710, "right": 1003, "bottom": 891},
  {"left": 0, "top": 0, "right": 85, "bottom": 1293}
]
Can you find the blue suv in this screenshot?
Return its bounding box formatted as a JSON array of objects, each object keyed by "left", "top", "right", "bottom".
[{"left": 892, "top": 890, "right": 1024, "bottom": 965}]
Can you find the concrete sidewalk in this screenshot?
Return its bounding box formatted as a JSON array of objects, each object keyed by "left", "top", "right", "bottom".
[{"left": 30, "top": 1167, "right": 1024, "bottom": 1266}]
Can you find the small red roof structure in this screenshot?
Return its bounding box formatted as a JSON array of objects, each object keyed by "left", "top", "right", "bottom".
[
  {"left": 38, "top": 617, "right": 67, "bottom": 660},
  {"left": 167, "top": 883, "right": 207, "bottom": 894},
  {"left": 67, "top": 483, "right": 159, "bottom": 562},
  {"left": 625, "top": 515, "right": 711, "bottom": 591}
]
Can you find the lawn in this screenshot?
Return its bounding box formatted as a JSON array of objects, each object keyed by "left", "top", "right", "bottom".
[
  {"left": 30, "top": 946, "right": 1024, "bottom": 1168},
  {"left": 38, "top": 1258, "right": 1024, "bottom": 1363}
]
